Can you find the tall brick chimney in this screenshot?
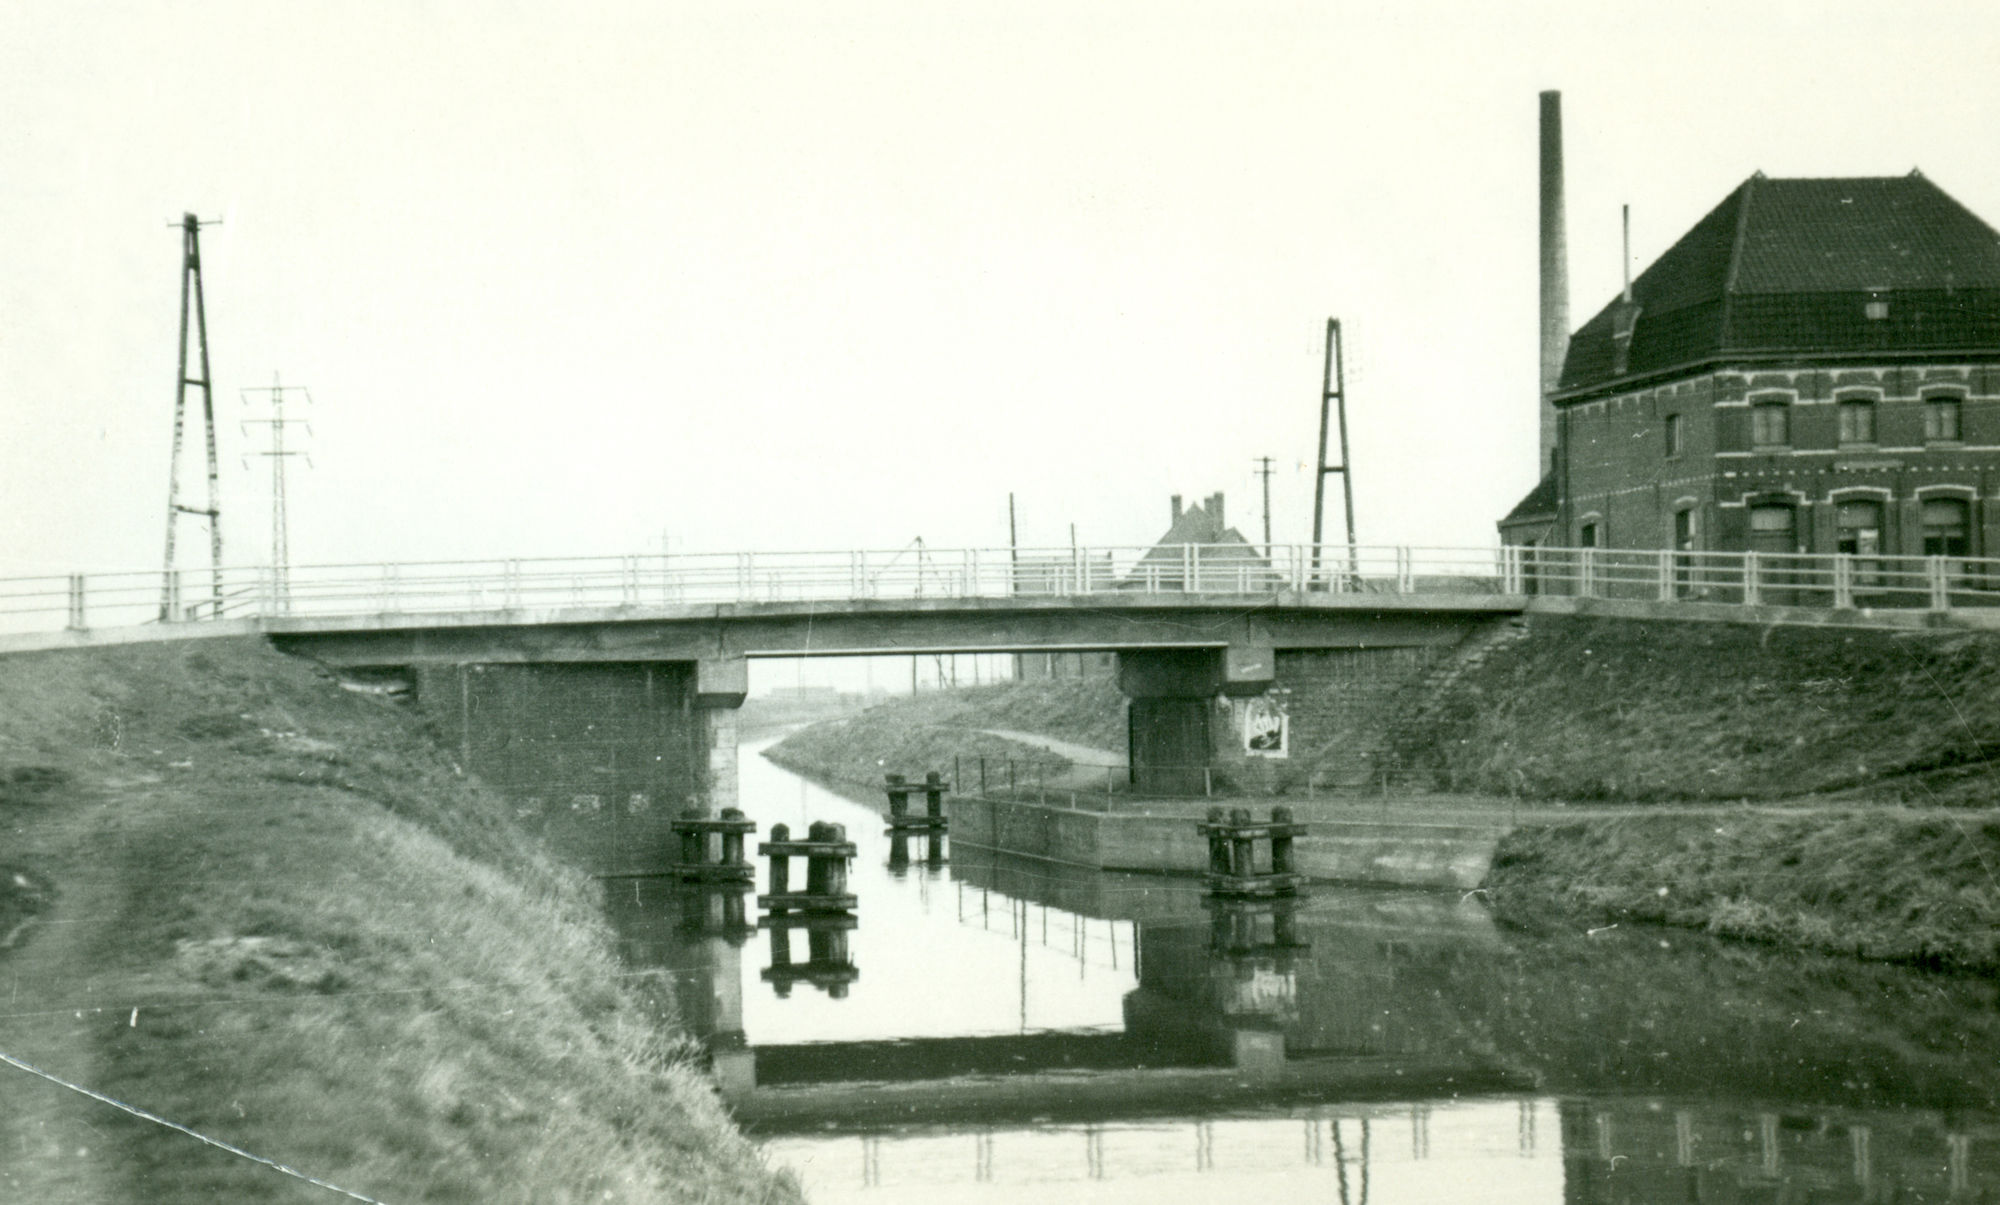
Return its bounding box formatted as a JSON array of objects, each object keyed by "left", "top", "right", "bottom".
[
  {"left": 1171, "top": 494, "right": 1183, "bottom": 522},
  {"left": 1539, "top": 90, "right": 1570, "bottom": 475}
]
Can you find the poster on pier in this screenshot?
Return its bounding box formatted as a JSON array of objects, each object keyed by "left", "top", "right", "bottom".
[{"left": 1238, "top": 695, "right": 1289, "bottom": 758}]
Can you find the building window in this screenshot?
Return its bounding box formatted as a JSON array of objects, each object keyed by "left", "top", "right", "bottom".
[
  {"left": 1748, "top": 504, "right": 1797, "bottom": 553},
  {"left": 1673, "top": 507, "right": 1696, "bottom": 551},
  {"left": 1664, "top": 413, "right": 1683, "bottom": 457},
  {"left": 1865, "top": 299, "right": 1890, "bottom": 320},
  {"left": 1751, "top": 400, "right": 1790, "bottom": 447},
  {"left": 1922, "top": 498, "right": 1971, "bottom": 558},
  {"left": 1837, "top": 398, "right": 1876, "bottom": 445},
  {"left": 1926, "top": 397, "right": 1964, "bottom": 442},
  {"left": 1578, "top": 521, "right": 1598, "bottom": 548}
]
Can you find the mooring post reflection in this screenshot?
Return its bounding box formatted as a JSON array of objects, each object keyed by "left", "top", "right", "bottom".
[{"left": 762, "top": 913, "right": 858, "bottom": 999}]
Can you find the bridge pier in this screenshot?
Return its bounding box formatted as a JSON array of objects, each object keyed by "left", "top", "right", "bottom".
[
  {"left": 409, "top": 657, "right": 747, "bottom": 876},
  {"left": 1117, "top": 646, "right": 1272, "bottom": 795}
]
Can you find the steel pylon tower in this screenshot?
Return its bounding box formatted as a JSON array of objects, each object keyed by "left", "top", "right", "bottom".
[
  {"left": 160, "top": 213, "right": 224, "bottom": 620},
  {"left": 1309, "top": 317, "right": 1357, "bottom": 587},
  {"left": 241, "top": 374, "right": 313, "bottom": 613}
]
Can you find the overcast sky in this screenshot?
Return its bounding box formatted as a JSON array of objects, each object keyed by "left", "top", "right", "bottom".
[{"left": 7, "top": 0, "right": 2000, "bottom": 578}]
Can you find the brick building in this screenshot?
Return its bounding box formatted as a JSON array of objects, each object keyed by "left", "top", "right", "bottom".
[{"left": 1503, "top": 170, "right": 2000, "bottom": 561}]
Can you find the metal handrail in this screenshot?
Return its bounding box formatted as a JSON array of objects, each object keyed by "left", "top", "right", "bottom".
[{"left": 7, "top": 541, "right": 2000, "bottom": 637}]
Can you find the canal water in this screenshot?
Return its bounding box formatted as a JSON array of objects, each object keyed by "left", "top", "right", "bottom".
[{"left": 604, "top": 735, "right": 2000, "bottom": 1204}]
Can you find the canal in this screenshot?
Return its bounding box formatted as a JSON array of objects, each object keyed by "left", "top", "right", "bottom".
[{"left": 604, "top": 735, "right": 2000, "bottom": 1203}]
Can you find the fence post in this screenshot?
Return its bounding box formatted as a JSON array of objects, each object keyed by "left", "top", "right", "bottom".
[
  {"left": 1580, "top": 547, "right": 1597, "bottom": 599},
  {"left": 1833, "top": 554, "right": 1854, "bottom": 610},
  {"left": 1928, "top": 556, "right": 1949, "bottom": 611},
  {"left": 379, "top": 563, "right": 398, "bottom": 612},
  {"left": 1656, "top": 549, "right": 1673, "bottom": 602},
  {"left": 66, "top": 574, "right": 86, "bottom": 631},
  {"left": 1184, "top": 543, "right": 1197, "bottom": 593},
  {"left": 1397, "top": 546, "right": 1414, "bottom": 594},
  {"left": 1743, "top": 551, "right": 1761, "bottom": 607}
]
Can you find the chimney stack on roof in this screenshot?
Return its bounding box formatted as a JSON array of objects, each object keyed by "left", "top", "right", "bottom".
[
  {"left": 1171, "top": 494, "right": 1182, "bottom": 522},
  {"left": 1539, "top": 89, "right": 1571, "bottom": 473},
  {"left": 1209, "top": 493, "right": 1224, "bottom": 527}
]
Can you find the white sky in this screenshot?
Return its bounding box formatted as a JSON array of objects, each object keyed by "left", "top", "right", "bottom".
[{"left": 6, "top": 0, "right": 2000, "bottom": 576}]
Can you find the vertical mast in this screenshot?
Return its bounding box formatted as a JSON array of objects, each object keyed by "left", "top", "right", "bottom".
[{"left": 160, "top": 213, "right": 223, "bottom": 619}]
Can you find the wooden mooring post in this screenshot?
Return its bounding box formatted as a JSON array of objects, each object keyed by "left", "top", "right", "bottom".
[
  {"left": 670, "top": 807, "right": 757, "bottom": 885},
  {"left": 1198, "top": 806, "right": 1307, "bottom": 898},
  {"left": 758, "top": 819, "right": 860, "bottom": 997},
  {"left": 757, "top": 821, "right": 858, "bottom": 914},
  {"left": 885, "top": 772, "right": 950, "bottom": 834}
]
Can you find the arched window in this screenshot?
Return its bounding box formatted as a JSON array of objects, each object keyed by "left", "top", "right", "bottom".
[
  {"left": 1751, "top": 399, "right": 1790, "bottom": 447},
  {"left": 1925, "top": 396, "right": 1964, "bottom": 442},
  {"left": 1922, "top": 498, "right": 1971, "bottom": 558},
  {"left": 1748, "top": 504, "right": 1796, "bottom": 553},
  {"left": 1837, "top": 398, "right": 1876, "bottom": 445}
]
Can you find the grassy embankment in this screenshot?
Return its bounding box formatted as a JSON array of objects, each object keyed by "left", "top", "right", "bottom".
[
  {"left": 762, "top": 677, "right": 1124, "bottom": 794},
  {"left": 0, "top": 638, "right": 795, "bottom": 1204},
  {"left": 1387, "top": 616, "right": 2000, "bottom": 971},
  {"left": 1393, "top": 615, "right": 2000, "bottom": 804}
]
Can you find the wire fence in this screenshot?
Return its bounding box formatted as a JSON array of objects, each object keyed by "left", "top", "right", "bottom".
[{"left": 6, "top": 541, "right": 2000, "bottom": 638}]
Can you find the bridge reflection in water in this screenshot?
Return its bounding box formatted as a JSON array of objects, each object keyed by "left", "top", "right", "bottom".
[{"left": 596, "top": 739, "right": 2000, "bottom": 1204}]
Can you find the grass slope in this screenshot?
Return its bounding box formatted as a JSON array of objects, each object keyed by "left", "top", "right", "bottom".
[
  {"left": 762, "top": 679, "right": 1125, "bottom": 792},
  {"left": 1396, "top": 616, "right": 2000, "bottom": 803},
  {"left": 1484, "top": 812, "right": 2000, "bottom": 973},
  {"left": 0, "top": 638, "right": 795, "bottom": 1204}
]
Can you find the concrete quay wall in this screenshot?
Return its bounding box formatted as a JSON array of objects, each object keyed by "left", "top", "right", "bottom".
[{"left": 951, "top": 794, "right": 1504, "bottom": 889}]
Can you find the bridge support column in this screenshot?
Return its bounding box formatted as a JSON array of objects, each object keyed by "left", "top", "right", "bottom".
[{"left": 695, "top": 657, "right": 748, "bottom": 816}]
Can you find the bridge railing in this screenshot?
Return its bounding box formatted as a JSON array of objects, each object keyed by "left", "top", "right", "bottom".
[{"left": 7, "top": 541, "right": 2000, "bottom": 638}]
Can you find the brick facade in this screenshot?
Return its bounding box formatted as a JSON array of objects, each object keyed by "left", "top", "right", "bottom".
[{"left": 1558, "top": 363, "right": 2000, "bottom": 556}]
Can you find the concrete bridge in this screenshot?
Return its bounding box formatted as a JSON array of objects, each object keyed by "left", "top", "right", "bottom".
[{"left": 8, "top": 540, "right": 2000, "bottom": 874}]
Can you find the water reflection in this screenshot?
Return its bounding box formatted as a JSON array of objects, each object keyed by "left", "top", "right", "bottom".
[{"left": 593, "top": 735, "right": 2000, "bottom": 1203}]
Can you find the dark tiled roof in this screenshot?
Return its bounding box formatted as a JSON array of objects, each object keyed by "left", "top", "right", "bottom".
[
  {"left": 1559, "top": 172, "right": 2000, "bottom": 396},
  {"left": 1499, "top": 472, "right": 1558, "bottom": 525}
]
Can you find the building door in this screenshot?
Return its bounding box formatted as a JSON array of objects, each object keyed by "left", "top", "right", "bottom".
[
  {"left": 1836, "top": 500, "right": 1884, "bottom": 593},
  {"left": 1129, "top": 698, "right": 1210, "bottom": 796},
  {"left": 1748, "top": 504, "right": 1798, "bottom": 604},
  {"left": 1672, "top": 508, "right": 1697, "bottom": 597}
]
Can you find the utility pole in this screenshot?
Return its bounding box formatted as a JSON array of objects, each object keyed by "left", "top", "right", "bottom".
[
  {"left": 1254, "top": 456, "right": 1275, "bottom": 550},
  {"left": 1007, "top": 493, "right": 1019, "bottom": 594},
  {"left": 240, "top": 373, "right": 313, "bottom": 613},
  {"left": 159, "top": 213, "right": 225, "bottom": 620},
  {"left": 1309, "top": 318, "right": 1358, "bottom": 588}
]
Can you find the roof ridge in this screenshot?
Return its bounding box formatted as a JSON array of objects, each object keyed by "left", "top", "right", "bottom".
[{"left": 1718, "top": 174, "right": 1758, "bottom": 349}]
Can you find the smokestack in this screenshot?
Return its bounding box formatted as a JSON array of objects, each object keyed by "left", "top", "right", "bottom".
[
  {"left": 1539, "top": 90, "right": 1570, "bottom": 475},
  {"left": 1210, "top": 493, "right": 1225, "bottom": 528},
  {"left": 1171, "top": 494, "right": 1182, "bottom": 522},
  {"left": 1622, "top": 204, "right": 1633, "bottom": 303}
]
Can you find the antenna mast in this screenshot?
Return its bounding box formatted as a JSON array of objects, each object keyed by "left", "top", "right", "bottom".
[
  {"left": 159, "top": 213, "right": 224, "bottom": 619},
  {"left": 1309, "top": 318, "right": 1357, "bottom": 587},
  {"left": 241, "top": 373, "right": 314, "bottom": 613}
]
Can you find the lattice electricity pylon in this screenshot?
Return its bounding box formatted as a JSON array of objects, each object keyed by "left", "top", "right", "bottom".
[
  {"left": 159, "top": 213, "right": 225, "bottom": 620},
  {"left": 241, "top": 373, "right": 313, "bottom": 613}
]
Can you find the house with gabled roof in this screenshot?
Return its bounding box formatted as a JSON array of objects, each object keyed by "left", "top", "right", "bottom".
[
  {"left": 1504, "top": 169, "right": 2000, "bottom": 564},
  {"left": 1129, "top": 492, "right": 1277, "bottom": 592}
]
